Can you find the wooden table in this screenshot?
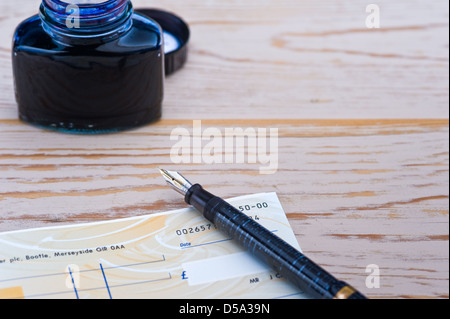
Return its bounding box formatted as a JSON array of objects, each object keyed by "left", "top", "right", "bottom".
[{"left": 0, "top": 0, "right": 448, "bottom": 299}]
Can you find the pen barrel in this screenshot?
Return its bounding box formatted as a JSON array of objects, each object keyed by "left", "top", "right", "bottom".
[{"left": 185, "top": 184, "right": 366, "bottom": 299}]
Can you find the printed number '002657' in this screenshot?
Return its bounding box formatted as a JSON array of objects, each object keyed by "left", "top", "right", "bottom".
[{"left": 176, "top": 223, "right": 217, "bottom": 236}]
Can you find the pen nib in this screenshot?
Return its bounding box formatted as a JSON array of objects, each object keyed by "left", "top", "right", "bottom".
[{"left": 159, "top": 169, "right": 193, "bottom": 195}]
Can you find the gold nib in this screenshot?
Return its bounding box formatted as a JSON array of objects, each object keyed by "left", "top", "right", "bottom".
[{"left": 159, "top": 169, "right": 193, "bottom": 195}]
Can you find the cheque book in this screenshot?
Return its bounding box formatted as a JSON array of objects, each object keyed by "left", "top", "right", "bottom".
[{"left": 0, "top": 192, "right": 305, "bottom": 299}]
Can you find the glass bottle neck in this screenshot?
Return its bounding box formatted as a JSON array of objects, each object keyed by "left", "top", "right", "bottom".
[{"left": 39, "top": 0, "right": 133, "bottom": 44}]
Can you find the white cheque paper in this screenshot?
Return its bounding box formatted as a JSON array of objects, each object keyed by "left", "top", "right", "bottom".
[{"left": 0, "top": 192, "right": 306, "bottom": 299}]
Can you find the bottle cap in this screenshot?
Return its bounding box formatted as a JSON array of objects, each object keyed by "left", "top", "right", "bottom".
[{"left": 135, "top": 8, "right": 190, "bottom": 76}]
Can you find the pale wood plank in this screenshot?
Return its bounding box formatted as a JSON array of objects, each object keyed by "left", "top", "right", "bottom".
[
  {"left": 0, "top": 0, "right": 448, "bottom": 119},
  {"left": 1, "top": 120, "right": 448, "bottom": 298},
  {"left": 0, "top": 0, "right": 448, "bottom": 299}
]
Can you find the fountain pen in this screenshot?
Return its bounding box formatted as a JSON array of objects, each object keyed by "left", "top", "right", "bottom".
[{"left": 159, "top": 169, "right": 367, "bottom": 299}]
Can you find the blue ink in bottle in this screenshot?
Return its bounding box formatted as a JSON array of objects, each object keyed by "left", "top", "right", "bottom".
[{"left": 12, "top": 0, "right": 164, "bottom": 133}]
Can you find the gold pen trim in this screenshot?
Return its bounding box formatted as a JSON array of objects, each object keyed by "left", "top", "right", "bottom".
[{"left": 333, "top": 285, "right": 357, "bottom": 299}]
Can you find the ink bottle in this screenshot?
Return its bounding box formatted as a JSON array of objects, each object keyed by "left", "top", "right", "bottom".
[{"left": 12, "top": 0, "right": 164, "bottom": 133}]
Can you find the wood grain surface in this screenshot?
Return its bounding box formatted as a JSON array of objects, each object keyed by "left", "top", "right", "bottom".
[{"left": 0, "top": 0, "right": 448, "bottom": 299}]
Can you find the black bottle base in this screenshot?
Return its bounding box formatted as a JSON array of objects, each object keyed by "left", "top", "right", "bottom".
[{"left": 19, "top": 108, "right": 162, "bottom": 134}]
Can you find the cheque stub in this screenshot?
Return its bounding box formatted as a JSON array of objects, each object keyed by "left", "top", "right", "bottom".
[{"left": 0, "top": 193, "right": 306, "bottom": 299}]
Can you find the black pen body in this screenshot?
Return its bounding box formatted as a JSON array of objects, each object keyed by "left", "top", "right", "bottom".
[{"left": 185, "top": 184, "right": 366, "bottom": 299}]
